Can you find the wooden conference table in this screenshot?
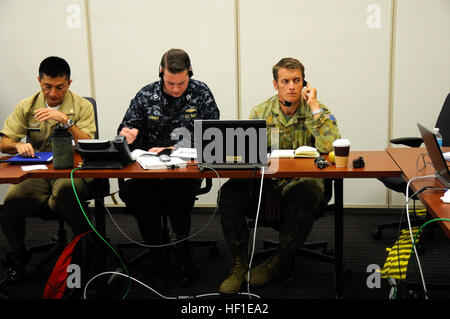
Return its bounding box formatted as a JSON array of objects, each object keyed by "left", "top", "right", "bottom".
[
  {"left": 0, "top": 150, "right": 401, "bottom": 298},
  {"left": 387, "top": 147, "right": 450, "bottom": 238}
]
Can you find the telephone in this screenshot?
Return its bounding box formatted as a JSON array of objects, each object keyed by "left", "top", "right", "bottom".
[
  {"left": 76, "top": 136, "right": 134, "bottom": 169},
  {"left": 113, "top": 135, "right": 134, "bottom": 165}
]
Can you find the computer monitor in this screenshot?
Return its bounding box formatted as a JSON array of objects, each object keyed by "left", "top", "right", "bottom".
[
  {"left": 194, "top": 119, "right": 268, "bottom": 169},
  {"left": 417, "top": 123, "right": 450, "bottom": 188}
]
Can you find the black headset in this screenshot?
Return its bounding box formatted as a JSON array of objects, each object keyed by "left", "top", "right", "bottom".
[{"left": 159, "top": 50, "right": 193, "bottom": 78}]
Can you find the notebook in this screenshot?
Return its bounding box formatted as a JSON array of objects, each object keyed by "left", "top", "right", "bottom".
[
  {"left": 194, "top": 119, "right": 268, "bottom": 169},
  {"left": 4, "top": 152, "right": 53, "bottom": 164},
  {"left": 417, "top": 123, "right": 450, "bottom": 188},
  {"left": 270, "top": 146, "right": 319, "bottom": 158}
]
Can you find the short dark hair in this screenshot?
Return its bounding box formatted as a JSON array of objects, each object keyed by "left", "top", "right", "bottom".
[
  {"left": 38, "top": 56, "right": 71, "bottom": 80},
  {"left": 160, "top": 49, "right": 192, "bottom": 75},
  {"left": 272, "top": 57, "right": 305, "bottom": 82}
]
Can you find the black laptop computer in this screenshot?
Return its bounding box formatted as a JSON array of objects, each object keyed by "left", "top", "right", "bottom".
[
  {"left": 194, "top": 119, "right": 268, "bottom": 169},
  {"left": 417, "top": 123, "right": 450, "bottom": 188}
]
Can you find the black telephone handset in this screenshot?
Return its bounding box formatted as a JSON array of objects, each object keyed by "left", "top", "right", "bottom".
[{"left": 113, "top": 135, "right": 134, "bottom": 165}]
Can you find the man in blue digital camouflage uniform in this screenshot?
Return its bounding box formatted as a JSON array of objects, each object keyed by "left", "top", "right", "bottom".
[
  {"left": 218, "top": 57, "right": 340, "bottom": 294},
  {"left": 117, "top": 49, "right": 219, "bottom": 289}
]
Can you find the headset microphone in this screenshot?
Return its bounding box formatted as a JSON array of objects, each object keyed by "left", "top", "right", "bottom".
[{"left": 280, "top": 100, "right": 292, "bottom": 107}]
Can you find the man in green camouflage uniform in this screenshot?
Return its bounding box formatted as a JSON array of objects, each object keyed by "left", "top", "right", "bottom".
[{"left": 218, "top": 57, "right": 340, "bottom": 294}]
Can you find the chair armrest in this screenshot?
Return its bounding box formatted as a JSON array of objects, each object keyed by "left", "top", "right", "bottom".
[
  {"left": 197, "top": 178, "right": 212, "bottom": 195},
  {"left": 390, "top": 137, "right": 423, "bottom": 148}
]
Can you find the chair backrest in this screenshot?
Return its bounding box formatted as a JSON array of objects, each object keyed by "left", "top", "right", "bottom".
[
  {"left": 435, "top": 92, "right": 450, "bottom": 147},
  {"left": 83, "top": 97, "right": 111, "bottom": 199},
  {"left": 84, "top": 97, "right": 99, "bottom": 139},
  {"left": 197, "top": 178, "right": 212, "bottom": 196}
]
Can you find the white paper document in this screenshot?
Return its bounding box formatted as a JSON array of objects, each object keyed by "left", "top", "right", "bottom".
[
  {"left": 170, "top": 147, "right": 197, "bottom": 159},
  {"left": 21, "top": 165, "right": 48, "bottom": 171}
]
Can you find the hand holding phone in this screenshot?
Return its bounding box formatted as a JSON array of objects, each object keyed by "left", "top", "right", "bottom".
[
  {"left": 302, "top": 82, "right": 316, "bottom": 102},
  {"left": 119, "top": 127, "right": 139, "bottom": 144}
]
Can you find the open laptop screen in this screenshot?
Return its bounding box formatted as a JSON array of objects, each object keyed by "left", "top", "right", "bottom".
[
  {"left": 417, "top": 123, "right": 450, "bottom": 188},
  {"left": 194, "top": 119, "right": 268, "bottom": 169}
]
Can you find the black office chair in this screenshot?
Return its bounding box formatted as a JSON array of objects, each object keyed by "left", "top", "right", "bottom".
[
  {"left": 372, "top": 92, "right": 450, "bottom": 240},
  {"left": 115, "top": 177, "right": 219, "bottom": 269},
  {"left": 10, "top": 97, "right": 110, "bottom": 275},
  {"left": 248, "top": 178, "right": 340, "bottom": 288}
]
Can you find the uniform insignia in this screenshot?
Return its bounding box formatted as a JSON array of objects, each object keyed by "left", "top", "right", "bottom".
[
  {"left": 148, "top": 115, "right": 159, "bottom": 120},
  {"left": 326, "top": 114, "right": 336, "bottom": 121}
]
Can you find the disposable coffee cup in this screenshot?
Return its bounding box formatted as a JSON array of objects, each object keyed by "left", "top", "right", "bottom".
[{"left": 332, "top": 139, "right": 351, "bottom": 168}]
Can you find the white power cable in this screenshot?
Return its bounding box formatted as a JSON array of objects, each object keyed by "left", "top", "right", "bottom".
[
  {"left": 246, "top": 166, "right": 265, "bottom": 298},
  {"left": 86, "top": 166, "right": 261, "bottom": 300},
  {"left": 405, "top": 174, "right": 435, "bottom": 299},
  {"left": 101, "top": 169, "right": 222, "bottom": 248},
  {"left": 83, "top": 271, "right": 261, "bottom": 300}
]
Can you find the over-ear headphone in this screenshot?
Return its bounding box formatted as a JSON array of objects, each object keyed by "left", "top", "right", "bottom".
[{"left": 159, "top": 49, "right": 193, "bottom": 78}]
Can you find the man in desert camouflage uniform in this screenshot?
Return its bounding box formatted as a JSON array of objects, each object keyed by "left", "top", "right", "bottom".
[
  {"left": 218, "top": 57, "right": 340, "bottom": 294},
  {"left": 0, "top": 57, "right": 95, "bottom": 273},
  {"left": 117, "top": 49, "right": 219, "bottom": 290}
]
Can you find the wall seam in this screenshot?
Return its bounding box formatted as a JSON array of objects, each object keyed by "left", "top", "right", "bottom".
[
  {"left": 387, "top": 0, "right": 397, "bottom": 208},
  {"left": 234, "top": 0, "right": 242, "bottom": 119},
  {"left": 84, "top": 0, "right": 96, "bottom": 100}
]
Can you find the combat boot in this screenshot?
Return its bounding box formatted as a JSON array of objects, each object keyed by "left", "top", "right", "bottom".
[
  {"left": 245, "top": 251, "right": 284, "bottom": 287},
  {"left": 219, "top": 244, "right": 249, "bottom": 295}
]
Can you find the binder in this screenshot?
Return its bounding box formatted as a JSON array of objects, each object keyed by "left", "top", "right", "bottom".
[{"left": 4, "top": 152, "right": 53, "bottom": 164}]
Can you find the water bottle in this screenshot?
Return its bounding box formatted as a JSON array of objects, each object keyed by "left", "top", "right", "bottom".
[
  {"left": 51, "top": 125, "right": 74, "bottom": 169},
  {"left": 433, "top": 128, "right": 443, "bottom": 149}
]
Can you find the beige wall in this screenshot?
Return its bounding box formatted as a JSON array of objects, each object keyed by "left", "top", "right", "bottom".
[{"left": 1, "top": 0, "right": 449, "bottom": 208}]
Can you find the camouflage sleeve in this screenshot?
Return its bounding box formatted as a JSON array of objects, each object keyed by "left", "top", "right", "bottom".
[
  {"left": 117, "top": 89, "right": 148, "bottom": 135},
  {"left": 197, "top": 84, "right": 220, "bottom": 120},
  {"left": 305, "top": 102, "right": 341, "bottom": 153}
]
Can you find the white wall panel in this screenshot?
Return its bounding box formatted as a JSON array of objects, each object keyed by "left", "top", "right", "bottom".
[
  {"left": 238, "top": 0, "right": 393, "bottom": 206},
  {"left": 390, "top": 0, "right": 450, "bottom": 206},
  {"left": 0, "top": 0, "right": 91, "bottom": 203},
  {"left": 88, "top": 0, "right": 237, "bottom": 205},
  {"left": 1, "top": 0, "right": 449, "bottom": 208}
]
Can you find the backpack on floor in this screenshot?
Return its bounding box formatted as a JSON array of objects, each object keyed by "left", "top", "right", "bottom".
[{"left": 42, "top": 230, "right": 107, "bottom": 299}]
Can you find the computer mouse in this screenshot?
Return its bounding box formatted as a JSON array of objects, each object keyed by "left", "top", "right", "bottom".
[{"left": 159, "top": 154, "right": 171, "bottom": 162}]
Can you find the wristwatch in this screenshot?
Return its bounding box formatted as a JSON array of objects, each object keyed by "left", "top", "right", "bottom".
[
  {"left": 64, "top": 118, "right": 74, "bottom": 129},
  {"left": 312, "top": 108, "right": 323, "bottom": 116}
]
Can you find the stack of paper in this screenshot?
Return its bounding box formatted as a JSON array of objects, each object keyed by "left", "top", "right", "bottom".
[
  {"left": 131, "top": 149, "right": 187, "bottom": 169},
  {"left": 131, "top": 149, "right": 155, "bottom": 160},
  {"left": 170, "top": 147, "right": 197, "bottom": 159},
  {"left": 136, "top": 156, "right": 187, "bottom": 170},
  {"left": 270, "top": 146, "right": 319, "bottom": 158},
  {"left": 444, "top": 151, "right": 450, "bottom": 162},
  {"left": 270, "top": 149, "right": 295, "bottom": 158},
  {"left": 294, "top": 146, "right": 319, "bottom": 158}
]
